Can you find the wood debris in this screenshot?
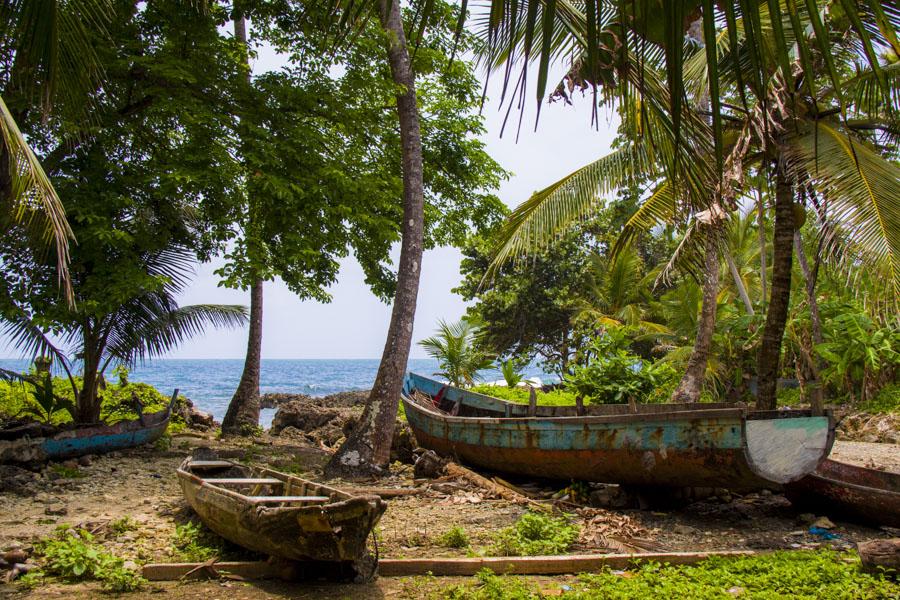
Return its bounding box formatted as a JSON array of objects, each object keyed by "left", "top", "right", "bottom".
[{"left": 575, "top": 508, "right": 660, "bottom": 553}]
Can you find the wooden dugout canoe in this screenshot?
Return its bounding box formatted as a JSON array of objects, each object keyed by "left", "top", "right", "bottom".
[
  {"left": 0, "top": 393, "right": 176, "bottom": 463},
  {"left": 176, "top": 458, "right": 386, "bottom": 565},
  {"left": 785, "top": 459, "right": 900, "bottom": 527},
  {"left": 402, "top": 373, "right": 835, "bottom": 490}
]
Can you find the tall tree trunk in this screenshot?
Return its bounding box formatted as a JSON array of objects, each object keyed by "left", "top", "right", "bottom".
[
  {"left": 756, "top": 186, "right": 768, "bottom": 310},
  {"left": 221, "top": 15, "right": 262, "bottom": 435},
  {"left": 756, "top": 160, "right": 794, "bottom": 410},
  {"left": 222, "top": 277, "right": 263, "bottom": 434},
  {"left": 326, "top": 0, "right": 424, "bottom": 477},
  {"left": 75, "top": 325, "right": 103, "bottom": 423},
  {"left": 670, "top": 229, "right": 719, "bottom": 403},
  {"left": 793, "top": 230, "right": 824, "bottom": 415}
]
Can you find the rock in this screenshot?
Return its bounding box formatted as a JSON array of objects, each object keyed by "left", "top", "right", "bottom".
[
  {"left": 61, "top": 459, "right": 78, "bottom": 470},
  {"left": 188, "top": 407, "right": 216, "bottom": 430},
  {"left": 270, "top": 402, "right": 343, "bottom": 435},
  {"left": 44, "top": 503, "right": 67, "bottom": 516},
  {"left": 798, "top": 513, "right": 817, "bottom": 525},
  {"left": 1, "top": 550, "right": 27, "bottom": 565},
  {"left": 122, "top": 560, "right": 139, "bottom": 572},
  {"left": 77, "top": 455, "right": 93, "bottom": 467},
  {"left": 413, "top": 450, "right": 445, "bottom": 479},
  {"left": 108, "top": 451, "right": 123, "bottom": 459},
  {"left": 0, "top": 465, "right": 36, "bottom": 495},
  {"left": 812, "top": 516, "right": 835, "bottom": 529},
  {"left": 673, "top": 524, "right": 699, "bottom": 535},
  {"left": 858, "top": 538, "right": 900, "bottom": 576}
]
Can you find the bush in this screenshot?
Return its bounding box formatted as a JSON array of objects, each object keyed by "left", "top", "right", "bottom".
[
  {"left": 35, "top": 526, "right": 145, "bottom": 593},
  {"left": 563, "top": 329, "right": 678, "bottom": 404},
  {"left": 170, "top": 522, "right": 226, "bottom": 562},
  {"left": 437, "top": 526, "right": 470, "bottom": 549},
  {"left": 469, "top": 385, "right": 578, "bottom": 406},
  {"left": 487, "top": 512, "right": 578, "bottom": 557}
]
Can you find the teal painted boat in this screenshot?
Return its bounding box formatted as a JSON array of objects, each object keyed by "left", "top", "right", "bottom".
[
  {"left": 402, "top": 373, "right": 835, "bottom": 490},
  {"left": 0, "top": 391, "right": 178, "bottom": 463}
]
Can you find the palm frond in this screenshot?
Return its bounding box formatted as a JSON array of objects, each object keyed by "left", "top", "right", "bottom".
[
  {"left": 785, "top": 119, "right": 900, "bottom": 295},
  {"left": 0, "top": 95, "right": 72, "bottom": 295}
]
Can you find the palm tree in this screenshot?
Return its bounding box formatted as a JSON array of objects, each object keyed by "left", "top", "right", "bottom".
[
  {"left": 326, "top": 0, "right": 427, "bottom": 477},
  {"left": 419, "top": 318, "right": 495, "bottom": 387},
  {"left": 1, "top": 245, "right": 247, "bottom": 424}
]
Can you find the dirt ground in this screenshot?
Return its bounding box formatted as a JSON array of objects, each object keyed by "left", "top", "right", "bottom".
[{"left": 0, "top": 432, "right": 897, "bottom": 598}]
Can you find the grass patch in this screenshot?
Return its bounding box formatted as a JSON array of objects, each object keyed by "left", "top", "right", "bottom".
[
  {"left": 487, "top": 512, "right": 578, "bottom": 557},
  {"left": 469, "top": 385, "right": 578, "bottom": 406},
  {"left": 50, "top": 464, "right": 85, "bottom": 479},
  {"left": 31, "top": 526, "right": 145, "bottom": 593},
  {"left": 860, "top": 384, "right": 900, "bottom": 414},
  {"left": 169, "top": 521, "right": 226, "bottom": 562},
  {"left": 437, "top": 526, "right": 470, "bottom": 549},
  {"left": 108, "top": 516, "right": 139, "bottom": 536},
  {"left": 438, "top": 550, "right": 896, "bottom": 599}
]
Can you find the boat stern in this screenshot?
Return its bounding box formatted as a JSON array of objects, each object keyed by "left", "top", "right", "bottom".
[{"left": 744, "top": 412, "right": 835, "bottom": 485}]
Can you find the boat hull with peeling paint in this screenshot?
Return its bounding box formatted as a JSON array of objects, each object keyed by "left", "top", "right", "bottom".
[
  {"left": 785, "top": 459, "right": 900, "bottom": 527},
  {"left": 402, "top": 373, "right": 834, "bottom": 490}
]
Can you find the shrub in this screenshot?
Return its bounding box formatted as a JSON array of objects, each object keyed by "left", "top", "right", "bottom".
[
  {"left": 437, "top": 526, "right": 470, "bottom": 549},
  {"left": 487, "top": 512, "right": 578, "bottom": 557},
  {"left": 170, "top": 522, "right": 225, "bottom": 562},
  {"left": 34, "top": 526, "right": 145, "bottom": 593},
  {"left": 469, "top": 385, "right": 578, "bottom": 406}
]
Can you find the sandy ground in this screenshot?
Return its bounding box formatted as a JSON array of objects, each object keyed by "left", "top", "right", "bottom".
[{"left": 0, "top": 434, "right": 896, "bottom": 598}]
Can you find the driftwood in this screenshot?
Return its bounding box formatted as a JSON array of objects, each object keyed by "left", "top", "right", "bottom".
[
  {"left": 344, "top": 487, "right": 426, "bottom": 498},
  {"left": 444, "top": 462, "right": 533, "bottom": 504},
  {"left": 142, "top": 550, "right": 758, "bottom": 581},
  {"left": 858, "top": 539, "right": 900, "bottom": 576}
]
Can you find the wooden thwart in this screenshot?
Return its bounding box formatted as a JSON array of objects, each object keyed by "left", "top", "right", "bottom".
[
  {"left": 246, "top": 495, "right": 330, "bottom": 504},
  {"left": 142, "top": 550, "right": 757, "bottom": 581},
  {"left": 187, "top": 461, "right": 234, "bottom": 468},
  {"left": 204, "top": 478, "right": 282, "bottom": 485}
]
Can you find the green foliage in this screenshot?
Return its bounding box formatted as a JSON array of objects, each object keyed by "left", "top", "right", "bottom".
[
  {"left": 487, "top": 512, "right": 578, "bottom": 557},
  {"left": 861, "top": 384, "right": 900, "bottom": 414},
  {"left": 438, "top": 551, "right": 896, "bottom": 599},
  {"left": 419, "top": 318, "right": 495, "bottom": 387},
  {"left": 50, "top": 464, "right": 85, "bottom": 479},
  {"left": 469, "top": 385, "right": 579, "bottom": 407},
  {"left": 814, "top": 307, "right": 900, "bottom": 404},
  {"left": 170, "top": 522, "right": 226, "bottom": 562},
  {"left": 108, "top": 517, "right": 138, "bottom": 536},
  {"left": 16, "top": 372, "right": 75, "bottom": 424},
  {"left": 34, "top": 527, "right": 145, "bottom": 593},
  {"left": 498, "top": 360, "right": 523, "bottom": 388},
  {"left": 564, "top": 329, "right": 678, "bottom": 404},
  {"left": 436, "top": 526, "right": 470, "bottom": 549}
]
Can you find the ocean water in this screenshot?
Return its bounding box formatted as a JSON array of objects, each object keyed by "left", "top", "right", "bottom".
[{"left": 0, "top": 358, "right": 555, "bottom": 427}]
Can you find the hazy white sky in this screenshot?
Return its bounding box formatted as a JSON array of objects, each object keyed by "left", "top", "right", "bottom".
[{"left": 2, "top": 27, "right": 620, "bottom": 361}]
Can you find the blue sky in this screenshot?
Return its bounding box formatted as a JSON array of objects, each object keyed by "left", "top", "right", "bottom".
[{"left": 1, "top": 26, "right": 619, "bottom": 360}]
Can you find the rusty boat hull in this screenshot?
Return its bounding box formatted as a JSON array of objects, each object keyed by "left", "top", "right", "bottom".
[
  {"left": 177, "top": 459, "right": 386, "bottom": 564},
  {"left": 403, "top": 373, "right": 835, "bottom": 490},
  {"left": 0, "top": 404, "right": 172, "bottom": 463},
  {"left": 785, "top": 459, "right": 900, "bottom": 527}
]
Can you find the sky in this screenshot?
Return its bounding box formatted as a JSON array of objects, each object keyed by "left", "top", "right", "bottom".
[{"left": 1, "top": 23, "right": 620, "bottom": 361}]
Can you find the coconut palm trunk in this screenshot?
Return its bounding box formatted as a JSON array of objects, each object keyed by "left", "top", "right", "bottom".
[
  {"left": 222, "top": 275, "right": 263, "bottom": 434},
  {"left": 221, "top": 14, "right": 262, "bottom": 435},
  {"left": 326, "top": 0, "right": 424, "bottom": 477},
  {"left": 756, "top": 160, "right": 794, "bottom": 410},
  {"left": 670, "top": 228, "right": 719, "bottom": 403}
]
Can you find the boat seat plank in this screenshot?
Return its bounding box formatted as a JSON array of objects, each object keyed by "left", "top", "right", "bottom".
[
  {"left": 188, "top": 461, "right": 235, "bottom": 468},
  {"left": 247, "top": 495, "right": 330, "bottom": 504},
  {"left": 203, "top": 478, "right": 282, "bottom": 485}
]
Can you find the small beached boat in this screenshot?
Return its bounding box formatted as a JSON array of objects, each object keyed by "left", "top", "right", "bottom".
[
  {"left": 177, "top": 458, "right": 386, "bottom": 567},
  {"left": 785, "top": 459, "right": 900, "bottom": 527},
  {"left": 403, "top": 373, "right": 835, "bottom": 490},
  {"left": 0, "top": 393, "right": 177, "bottom": 463}
]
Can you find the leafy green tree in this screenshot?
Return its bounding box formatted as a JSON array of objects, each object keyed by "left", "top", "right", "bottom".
[
  {"left": 419, "top": 318, "right": 494, "bottom": 388},
  {"left": 0, "top": 1, "right": 250, "bottom": 423}
]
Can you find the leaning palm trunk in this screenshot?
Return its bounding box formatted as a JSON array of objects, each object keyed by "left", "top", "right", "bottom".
[
  {"left": 221, "top": 15, "right": 261, "bottom": 436},
  {"left": 670, "top": 228, "right": 719, "bottom": 403},
  {"left": 326, "top": 0, "right": 425, "bottom": 477},
  {"left": 757, "top": 159, "right": 794, "bottom": 410},
  {"left": 222, "top": 276, "right": 263, "bottom": 434}
]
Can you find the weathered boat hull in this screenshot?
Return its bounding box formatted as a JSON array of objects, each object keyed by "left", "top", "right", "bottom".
[
  {"left": 785, "top": 459, "right": 900, "bottom": 527},
  {"left": 403, "top": 373, "right": 835, "bottom": 490},
  {"left": 177, "top": 459, "right": 386, "bottom": 564},
  {"left": 0, "top": 405, "right": 172, "bottom": 463}
]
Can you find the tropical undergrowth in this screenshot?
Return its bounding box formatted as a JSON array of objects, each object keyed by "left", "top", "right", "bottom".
[
  {"left": 0, "top": 372, "right": 185, "bottom": 428},
  {"left": 23, "top": 526, "right": 145, "bottom": 593},
  {"left": 432, "top": 550, "right": 896, "bottom": 599},
  {"left": 486, "top": 512, "right": 578, "bottom": 557}
]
